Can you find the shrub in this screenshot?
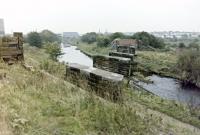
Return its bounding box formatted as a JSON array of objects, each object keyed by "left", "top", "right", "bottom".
[
  {"left": 97, "top": 36, "right": 110, "bottom": 47},
  {"left": 178, "top": 43, "right": 186, "bottom": 48},
  {"left": 109, "top": 32, "right": 126, "bottom": 41},
  {"left": 188, "top": 42, "right": 199, "bottom": 50},
  {"left": 40, "top": 30, "right": 61, "bottom": 43},
  {"left": 132, "top": 31, "right": 165, "bottom": 49},
  {"left": 27, "top": 32, "right": 42, "bottom": 48},
  {"left": 177, "top": 50, "right": 200, "bottom": 87},
  {"left": 44, "top": 42, "right": 62, "bottom": 61},
  {"left": 81, "top": 32, "right": 97, "bottom": 44}
]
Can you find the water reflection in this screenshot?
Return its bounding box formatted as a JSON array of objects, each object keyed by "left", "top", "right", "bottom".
[
  {"left": 138, "top": 75, "right": 200, "bottom": 106},
  {"left": 59, "top": 44, "right": 93, "bottom": 67}
]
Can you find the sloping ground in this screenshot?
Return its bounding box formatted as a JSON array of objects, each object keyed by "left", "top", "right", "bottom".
[
  {"left": 0, "top": 94, "right": 12, "bottom": 135},
  {"left": 0, "top": 46, "right": 199, "bottom": 135},
  {"left": 126, "top": 100, "right": 200, "bottom": 135},
  {"left": 78, "top": 43, "right": 200, "bottom": 127}
]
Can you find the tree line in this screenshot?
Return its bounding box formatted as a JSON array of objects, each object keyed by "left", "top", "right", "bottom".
[
  {"left": 26, "top": 30, "right": 62, "bottom": 61},
  {"left": 81, "top": 31, "right": 165, "bottom": 49}
]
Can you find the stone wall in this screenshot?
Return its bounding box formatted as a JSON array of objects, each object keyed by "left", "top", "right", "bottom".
[
  {"left": 109, "top": 52, "right": 134, "bottom": 61},
  {"left": 93, "top": 55, "right": 132, "bottom": 77},
  {"left": 116, "top": 45, "right": 135, "bottom": 54},
  {"left": 66, "top": 63, "right": 124, "bottom": 102}
]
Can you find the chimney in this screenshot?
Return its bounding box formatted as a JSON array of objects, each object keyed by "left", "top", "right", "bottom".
[{"left": 0, "top": 18, "right": 5, "bottom": 37}]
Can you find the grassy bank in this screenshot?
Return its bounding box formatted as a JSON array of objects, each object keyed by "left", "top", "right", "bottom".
[
  {"left": 136, "top": 51, "right": 178, "bottom": 78},
  {"left": 126, "top": 86, "right": 200, "bottom": 129},
  {"left": 78, "top": 42, "right": 111, "bottom": 55},
  {"left": 0, "top": 45, "right": 199, "bottom": 134},
  {"left": 77, "top": 42, "right": 200, "bottom": 127}
]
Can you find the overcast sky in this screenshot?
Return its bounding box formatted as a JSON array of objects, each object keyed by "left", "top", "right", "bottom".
[{"left": 0, "top": 0, "right": 199, "bottom": 34}]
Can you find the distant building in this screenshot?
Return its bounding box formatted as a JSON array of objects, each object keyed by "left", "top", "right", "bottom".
[
  {"left": 111, "top": 39, "right": 141, "bottom": 54},
  {"left": 151, "top": 31, "right": 200, "bottom": 39},
  {"left": 63, "top": 32, "right": 79, "bottom": 38},
  {"left": 0, "top": 18, "right": 5, "bottom": 37},
  {"left": 111, "top": 39, "right": 140, "bottom": 48}
]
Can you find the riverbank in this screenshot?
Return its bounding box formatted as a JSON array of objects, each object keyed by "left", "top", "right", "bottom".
[
  {"left": 77, "top": 42, "right": 200, "bottom": 127},
  {"left": 59, "top": 45, "right": 93, "bottom": 67},
  {"left": 1, "top": 45, "right": 200, "bottom": 134}
]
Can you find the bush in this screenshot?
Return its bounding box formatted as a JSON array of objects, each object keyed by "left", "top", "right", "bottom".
[
  {"left": 178, "top": 43, "right": 186, "bottom": 48},
  {"left": 27, "top": 32, "right": 42, "bottom": 48},
  {"left": 40, "top": 30, "right": 61, "bottom": 43},
  {"left": 177, "top": 50, "right": 200, "bottom": 87},
  {"left": 44, "top": 42, "right": 62, "bottom": 61},
  {"left": 81, "top": 32, "right": 97, "bottom": 44},
  {"left": 188, "top": 42, "right": 199, "bottom": 50},
  {"left": 97, "top": 36, "right": 110, "bottom": 47},
  {"left": 109, "top": 32, "right": 126, "bottom": 41},
  {"left": 132, "top": 32, "right": 165, "bottom": 49}
]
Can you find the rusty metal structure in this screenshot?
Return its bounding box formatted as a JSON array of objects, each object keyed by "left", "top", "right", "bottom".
[{"left": 0, "top": 32, "right": 24, "bottom": 63}]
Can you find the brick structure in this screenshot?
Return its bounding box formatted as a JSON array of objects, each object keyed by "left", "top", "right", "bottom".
[
  {"left": 93, "top": 55, "right": 133, "bottom": 77},
  {"left": 66, "top": 63, "right": 124, "bottom": 102},
  {"left": 0, "top": 32, "right": 23, "bottom": 63},
  {"left": 109, "top": 52, "right": 134, "bottom": 61}
]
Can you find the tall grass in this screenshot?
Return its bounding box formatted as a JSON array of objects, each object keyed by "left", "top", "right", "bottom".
[
  {"left": 0, "top": 45, "right": 199, "bottom": 134},
  {"left": 1, "top": 63, "right": 165, "bottom": 135},
  {"left": 78, "top": 42, "right": 112, "bottom": 55}
]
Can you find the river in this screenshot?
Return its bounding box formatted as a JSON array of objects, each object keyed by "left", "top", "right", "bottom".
[
  {"left": 138, "top": 75, "right": 200, "bottom": 106},
  {"left": 59, "top": 43, "right": 200, "bottom": 106},
  {"left": 59, "top": 43, "right": 93, "bottom": 67}
]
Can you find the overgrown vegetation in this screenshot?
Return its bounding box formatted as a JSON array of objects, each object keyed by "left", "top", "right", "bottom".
[
  {"left": 136, "top": 51, "right": 178, "bottom": 78},
  {"left": 27, "top": 32, "right": 42, "bottom": 47},
  {"left": 80, "top": 31, "right": 165, "bottom": 49},
  {"left": 132, "top": 31, "right": 165, "bottom": 49},
  {"left": 26, "top": 30, "right": 62, "bottom": 61},
  {"left": 2, "top": 46, "right": 198, "bottom": 134},
  {"left": 40, "top": 29, "right": 61, "bottom": 44},
  {"left": 1, "top": 34, "right": 200, "bottom": 134},
  {"left": 164, "top": 36, "right": 200, "bottom": 49},
  {"left": 44, "top": 42, "right": 62, "bottom": 61},
  {"left": 26, "top": 30, "right": 61, "bottom": 47},
  {"left": 125, "top": 86, "right": 200, "bottom": 129},
  {"left": 177, "top": 49, "right": 200, "bottom": 87},
  {"left": 78, "top": 42, "right": 111, "bottom": 55},
  {"left": 81, "top": 32, "right": 98, "bottom": 44},
  {"left": 96, "top": 36, "right": 110, "bottom": 47}
]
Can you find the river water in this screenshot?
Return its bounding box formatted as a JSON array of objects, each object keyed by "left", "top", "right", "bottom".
[
  {"left": 59, "top": 43, "right": 93, "bottom": 67},
  {"left": 138, "top": 75, "right": 200, "bottom": 106},
  {"left": 59, "top": 43, "right": 200, "bottom": 106}
]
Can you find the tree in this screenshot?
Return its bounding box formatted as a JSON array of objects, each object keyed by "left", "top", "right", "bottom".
[
  {"left": 178, "top": 43, "right": 186, "bottom": 48},
  {"left": 97, "top": 36, "right": 110, "bottom": 47},
  {"left": 188, "top": 42, "right": 199, "bottom": 50},
  {"left": 110, "top": 32, "right": 125, "bottom": 41},
  {"left": 132, "top": 32, "right": 165, "bottom": 49},
  {"left": 40, "top": 30, "right": 61, "bottom": 43},
  {"left": 81, "top": 32, "right": 97, "bottom": 44},
  {"left": 44, "top": 42, "right": 62, "bottom": 61},
  {"left": 27, "top": 32, "right": 42, "bottom": 48}
]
